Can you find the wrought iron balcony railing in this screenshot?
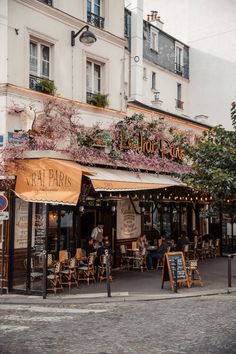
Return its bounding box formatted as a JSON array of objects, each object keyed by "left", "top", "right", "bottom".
[
  {"left": 87, "top": 11, "right": 104, "bottom": 29},
  {"left": 38, "top": 0, "right": 53, "bottom": 5},
  {"left": 86, "top": 91, "right": 97, "bottom": 105},
  {"left": 176, "top": 99, "right": 184, "bottom": 109},
  {"left": 175, "top": 63, "right": 187, "bottom": 77},
  {"left": 29, "top": 74, "right": 55, "bottom": 95}
]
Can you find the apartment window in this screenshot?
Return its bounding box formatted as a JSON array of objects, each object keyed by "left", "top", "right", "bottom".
[
  {"left": 87, "top": 0, "right": 104, "bottom": 29},
  {"left": 151, "top": 72, "right": 156, "bottom": 90},
  {"left": 175, "top": 43, "right": 184, "bottom": 75},
  {"left": 86, "top": 60, "right": 102, "bottom": 103},
  {"left": 176, "top": 83, "right": 184, "bottom": 109},
  {"left": 150, "top": 28, "right": 159, "bottom": 52},
  {"left": 29, "top": 39, "right": 54, "bottom": 93},
  {"left": 30, "top": 40, "right": 50, "bottom": 78}
]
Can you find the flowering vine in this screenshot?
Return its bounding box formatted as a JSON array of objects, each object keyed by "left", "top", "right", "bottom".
[{"left": 0, "top": 99, "right": 193, "bottom": 181}]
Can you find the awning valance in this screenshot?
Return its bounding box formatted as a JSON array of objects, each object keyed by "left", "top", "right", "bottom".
[
  {"left": 89, "top": 167, "right": 185, "bottom": 192},
  {"left": 14, "top": 158, "right": 93, "bottom": 205}
]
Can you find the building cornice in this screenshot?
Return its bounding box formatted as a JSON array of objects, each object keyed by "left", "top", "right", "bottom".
[
  {"left": 0, "top": 83, "right": 126, "bottom": 118},
  {"left": 15, "top": 0, "right": 126, "bottom": 48},
  {"left": 127, "top": 100, "right": 211, "bottom": 131}
]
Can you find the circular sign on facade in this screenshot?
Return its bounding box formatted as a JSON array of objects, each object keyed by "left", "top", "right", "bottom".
[{"left": 0, "top": 194, "right": 8, "bottom": 212}]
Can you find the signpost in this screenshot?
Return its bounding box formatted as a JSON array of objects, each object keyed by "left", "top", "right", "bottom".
[{"left": 0, "top": 194, "right": 8, "bottom": 294}]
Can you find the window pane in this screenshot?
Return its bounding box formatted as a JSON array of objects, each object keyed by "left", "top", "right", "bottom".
[
  {"left": 94, "top": 64, "right": 101, "bottom": 92},
  {"left": 41, "top": 45, "right": 49, "bottom": 61},
  {"left": 87, "top": 0, "right": 91, "bottom": 13},
  {"left": 86, "top": 61, "right": 92, "bottom": 91},
  {"left": 94, "top": 0, "right": 101, "bottom": 15},
  {"left": 30, "top": 42, "right": 38, "bottom": 74},
  {"left": 40, "top": 45, "right": 50, "bottom": 77},
  {"left": 41, "top": 62, "right": 49, "bottom": 77}
]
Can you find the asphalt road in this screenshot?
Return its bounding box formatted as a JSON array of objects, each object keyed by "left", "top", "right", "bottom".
[{"left": 0, "top": 294, "right": 235, "bottom": 354}]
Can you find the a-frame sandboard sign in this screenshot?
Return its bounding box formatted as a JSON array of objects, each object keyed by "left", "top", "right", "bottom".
[{"left": 161, "top": 252, "right": 190, "bottom": 290}]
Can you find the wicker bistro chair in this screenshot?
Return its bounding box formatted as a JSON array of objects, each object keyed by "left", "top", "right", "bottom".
[
  {"left": 75, "top": 248, "right": 87, "bottom": 262},
  {"left": 24, "top": 258, "right": 43, "bottom": 283},
  {"left": 186, "top": 259, "right": 203, "bottom": 287},
  {"left": 60, "top": 257, "right": 78, "bottom": 290},
  {"left": 77, "top": 254, "right": 96, "bottom": 285},
  {"left": 97, "top": 254, "right": 113, "bottom": 282},
  {"left": 132, "top": 250, "right": 148, "bottom": 272},
  {"left": 120, "top": 244, "right": 135, "bottom": 270},
  {"left": 59, "top": 249, "right": 70, "bottom": 264},
  {"left": 47, "top": 261, "right": 63, "bottom": 295}
]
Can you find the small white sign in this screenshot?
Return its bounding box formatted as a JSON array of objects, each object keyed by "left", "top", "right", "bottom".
[{"left": 0, "top": 211, "right": 9, "bottom": 220}]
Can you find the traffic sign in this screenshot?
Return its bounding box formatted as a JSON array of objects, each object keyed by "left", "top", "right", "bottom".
[{"left": 0, "top": 195, "right": 8, "bottom": 212}]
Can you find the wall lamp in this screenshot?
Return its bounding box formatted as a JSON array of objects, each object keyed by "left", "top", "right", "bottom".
[{"left": 71, "top": 25, "right": 97, "bottom": 46}]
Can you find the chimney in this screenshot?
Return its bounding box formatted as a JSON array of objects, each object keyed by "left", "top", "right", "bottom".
[{"left": 146, "top": 10, "right": 164, "bottom": 30}]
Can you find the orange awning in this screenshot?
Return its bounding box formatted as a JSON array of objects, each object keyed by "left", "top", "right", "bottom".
[
  {"left": 90, "top": 167, "right": 185, "bottom": 192},
  {"left": 14, "top": 158, "right": 93, "bottom": 205}
]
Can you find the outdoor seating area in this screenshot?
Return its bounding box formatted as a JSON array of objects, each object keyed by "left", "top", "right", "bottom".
[{"left": 45, "top": 248, "right": 113, "bottom": 294}]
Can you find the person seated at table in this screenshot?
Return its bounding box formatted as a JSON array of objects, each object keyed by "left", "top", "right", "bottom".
[
  {"left": 147, "top": 235, "right": 169, "bottom": 270},
  {"left": 176, "top": 231, "right": 190, "bottom": 252},
  {"left": 86, "top": 236, "right": 97, "bottom": 256},
  {"left": 136, "top": 234, "right": 149, "bottom": 256}
]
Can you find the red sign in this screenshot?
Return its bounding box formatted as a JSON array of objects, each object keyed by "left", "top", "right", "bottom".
[{"left": 0, "top": 194, "right": 8, "bottom": 212}]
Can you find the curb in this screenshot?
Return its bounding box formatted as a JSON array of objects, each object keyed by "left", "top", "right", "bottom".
[{"left": 0, "top": 287, "right": 235, "bottom": 306}]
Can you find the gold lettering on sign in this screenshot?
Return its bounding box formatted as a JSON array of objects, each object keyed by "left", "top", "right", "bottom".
[
  {"left": 26, "top": 169, "right": 72, "bottom": 189},
  {"left": 118, "top": 131, "right": 184, "bottom": 161}
]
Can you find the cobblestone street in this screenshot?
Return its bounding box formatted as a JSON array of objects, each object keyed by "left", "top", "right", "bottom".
[{"left": 0, "top": 294, "right": 235, "bottom": 354}]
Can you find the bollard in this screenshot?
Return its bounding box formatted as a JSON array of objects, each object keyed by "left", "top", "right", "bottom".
[
  {"left": 174, "top": 258, "right": 178, "bottom": 293},
  {"left": 105, "top": 249, "right": 111, "bottom": 297}
]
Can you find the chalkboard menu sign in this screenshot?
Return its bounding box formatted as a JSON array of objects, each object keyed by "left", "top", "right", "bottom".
[
  {"left": 34, "top": 204, "right": 47, "bottom": 255},
  {"left": 161, "top": 252, "right": 190, "bottom": 290}
]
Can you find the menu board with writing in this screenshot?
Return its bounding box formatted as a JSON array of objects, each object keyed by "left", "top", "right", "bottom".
[
  {"left": 14, "top": 199, "right": 29, "bottom": 249},
  {"left": 117, "top": 200, "right": 141, "bottom": 239},
  {"left": 162, "top": 252, "right": 190, "bottom": 290},
  {"left": 34, "top": 204, "right": 47, "bottom": 255}
]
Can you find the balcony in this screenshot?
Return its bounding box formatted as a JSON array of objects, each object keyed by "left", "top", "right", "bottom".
[
  {"left": 176, "top": 99, "right": 184, "bottom": 110},
  {"left": 29, "top": 75, "right": 55, "bottom": 95},
  {"left": 87, "top": 12, "right": 104, "bottom": 29}
]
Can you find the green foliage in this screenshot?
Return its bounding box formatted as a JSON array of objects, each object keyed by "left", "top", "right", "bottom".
[
  {"left": 231, "top": 101, "right": 236, "bottom": 130},
  {"left": 91, "top": 93, "right": 109, "bottom": 108},
  {"left": 40, "top": 79, "right": 56, "bottom": 95},
  {"left": 183, "top": 107, "right": 236, "bottom": 215}
]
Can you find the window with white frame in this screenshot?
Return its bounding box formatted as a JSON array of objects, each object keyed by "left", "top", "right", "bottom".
[
  {"left": 30, "top": 40, "right": 50, "bottom": 78},
  {"left": 150, "top": 27, "right": 159, "bottom": 52},
  {"left": 87, "top": 0, "right": 104, "bottom": 29},
  {"left": 175, "top": 42, "right": 184, "bottom": 75},
  {"left": 29, "top": 39, "right": 53, "bottom": 92},
  {"left": 151, "top": 71, "right": 156, "bottom": 90},
  {"left": 176, "top": 83, "right": 183, "bottom": 109},
  {"left": 86, "top": 59, "right": 103, "bottom": 103}
]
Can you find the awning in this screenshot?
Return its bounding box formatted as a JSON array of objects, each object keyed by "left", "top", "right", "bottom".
[
  {"left": 14, "top": 158, "right": 93, "bottom": 205},
  {"left": 89, "top": 167, "right": 185, "bottom": 192}
]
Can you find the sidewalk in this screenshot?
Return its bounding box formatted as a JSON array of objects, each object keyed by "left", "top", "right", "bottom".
[{"left": 0, "top": 256, "right": 236, "bottom": 305}]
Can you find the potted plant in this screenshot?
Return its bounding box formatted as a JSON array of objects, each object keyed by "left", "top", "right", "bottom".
[
  {"left": 39, "top": 78, "right": 56, "bottom": 95},
  {"left": 91, "top": 93, "right": 109, "bottom": 108}
]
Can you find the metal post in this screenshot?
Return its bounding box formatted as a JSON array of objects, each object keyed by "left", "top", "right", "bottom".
[
  {"left": 174, "top": 258, "right": 178, "bottom": 293},
  {"left": 1, "top": 221, "right": 5, "bottom": 295},
  {"left": 42, "top": 250, "right": 47, "bottom": 299},
  {"left": 42, "top": 203, "right": 48, "bottom": 299},
  {"left": 227, "top": 254, "right": 232, "bottom": 291},
  {"left": 105, "top": 249, "right": 111, "bottom": 297}
]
